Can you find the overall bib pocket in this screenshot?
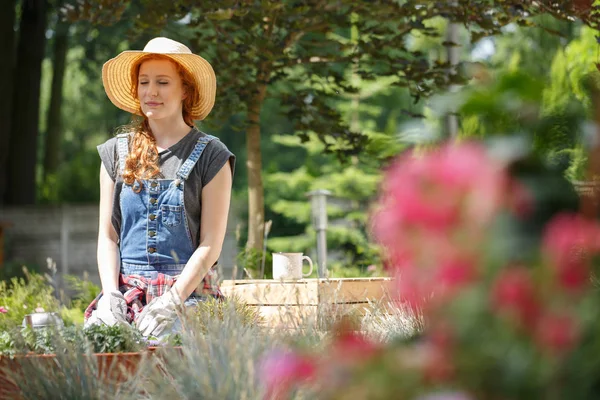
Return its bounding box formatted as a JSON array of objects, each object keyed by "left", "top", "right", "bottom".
[{"left": 161, "top": 205, "right": 183, "bottom": 227}]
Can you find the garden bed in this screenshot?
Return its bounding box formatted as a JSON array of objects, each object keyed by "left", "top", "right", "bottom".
[{"left": 220, "top": 277, "right": 393, "bottom": 328}]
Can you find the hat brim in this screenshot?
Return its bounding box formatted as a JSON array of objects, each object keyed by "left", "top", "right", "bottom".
[{"left": 102, "top": 51, "right": 216, "bottom": 121}]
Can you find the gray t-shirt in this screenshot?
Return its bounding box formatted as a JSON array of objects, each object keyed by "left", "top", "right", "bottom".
[{"left": 97, "top": 127, "right": 235, "bottom": 249}]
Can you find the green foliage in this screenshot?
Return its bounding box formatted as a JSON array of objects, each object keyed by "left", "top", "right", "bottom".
[
  {"left": 0, "top": 330, "right": 16, "bottom": 357},
  {"left": 131, "top": 302, "right": 277, "bottom": 400},
  {"left": 81, "top": 323, "right": 145, "bottom": 354},
  {"left": 0, "top": 261, "right": 43, "bottom": 282},
  {"left": 0, "top": 269, "right": 61, "bottom": 331},
  {"left": 60, "top": 307, "right": 86, "bottom": 327},
  {"left": 193, "top": 296, "right": 264, "bottom": 332},
  {"left": 264, "top": 75, "right": 405, "bottom": 276},
  {"left": 64, "top": 273, "right": 101, "bottom": 312},
  {"left": 563, "top": 145, "right": 589, "bottom": 183},
  {"left": 67, "top": 0, "right": 599, "bottom": 159},
  {"left": 235, "top": 247, "right": 264, "bottom": 278},
  {"left": 39, "top": 150, "right": 101, "bottom": 204},
  {"left": 2, "top": 324, "right": 145, "bottom": 356},
  {"left": 422, "top": 66, "right": 587, "bottom": 180}
]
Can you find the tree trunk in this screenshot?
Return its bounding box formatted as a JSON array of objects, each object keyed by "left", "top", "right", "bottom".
[
  {"left": 444, "top": 21, "right": 460, "bottom": 139},
  {"left": 245, "top": 82, "right": 268, "bottom": 251},
  {"left": 6, "top": 0, "right": 48, "bottom": 205},
  {"left": 43, "top": 19, "right": 69, "bottom": 178},
  {"left": 0, "top": 0, "right": 18, "bottom": 204}
]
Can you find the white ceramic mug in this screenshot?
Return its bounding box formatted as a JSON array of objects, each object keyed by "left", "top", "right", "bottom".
[{"left": 272, "top": 252, "right": 314, "bottom": 280}]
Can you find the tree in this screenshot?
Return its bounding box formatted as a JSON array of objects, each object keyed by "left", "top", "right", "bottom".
[
  {"left": 66, "top": 0, "right": 598, "bottom": 251},
  {"left": 6, "top": 0, "right": 48, "bottom": 205},
  {"left": 43, "top": 11, "right": 70, "bottom": 179},
  {"left": 0, "top": 0, "right": 18, "bottom": 204}
]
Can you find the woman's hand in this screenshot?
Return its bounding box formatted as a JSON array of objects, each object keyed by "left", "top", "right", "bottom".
[
  {"left": 135, "top": 289, "right": 181, "bottom": 337},
  {"left": 85, "top": 291, "right": 128, "bottom": 327}
]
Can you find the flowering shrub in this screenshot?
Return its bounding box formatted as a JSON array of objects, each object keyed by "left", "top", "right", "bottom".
[{"left": 260, "top": 142, "right": 600, "bottom": 399}]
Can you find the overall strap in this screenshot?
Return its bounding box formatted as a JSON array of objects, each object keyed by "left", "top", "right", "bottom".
[
  {"left": 176, "top": 134, "right": 218, "bottom": 180},
  {"left": 116, "top": 133, "right": 129, "bottom": 176}
]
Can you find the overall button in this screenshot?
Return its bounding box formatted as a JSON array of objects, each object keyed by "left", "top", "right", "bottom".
[
  {"left": 148, "top": 247, "right": 157, "bottom": 254},
  {"left": 148, "top": 231, "right": 156, "bottom": 237},
  {"left": 150, "top": 181, "right": 158, "bottom": 188},
  {"left": 149, "top": 214, "right": 156, "bottom": 221},
  {"left": 150, "top": 198, "right": 157, "bottom": 205}
]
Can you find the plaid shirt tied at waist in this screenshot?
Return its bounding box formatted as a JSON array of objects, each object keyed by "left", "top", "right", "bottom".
[{"left": 84, "top": 270, "right": 224, "bottom": 324}]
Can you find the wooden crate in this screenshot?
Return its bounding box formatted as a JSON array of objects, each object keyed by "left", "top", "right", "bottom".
[{"left": 220, "top": 278, "right": 393, "bottom": 328}]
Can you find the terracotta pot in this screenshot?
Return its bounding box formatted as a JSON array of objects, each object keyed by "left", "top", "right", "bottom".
[{"left": 0, "top": 351, "right": 145, "bottom": 399}]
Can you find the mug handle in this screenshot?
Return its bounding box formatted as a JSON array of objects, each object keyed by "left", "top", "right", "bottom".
[{"left": 302, "top": 256, "right": 314, "bottom": 277}]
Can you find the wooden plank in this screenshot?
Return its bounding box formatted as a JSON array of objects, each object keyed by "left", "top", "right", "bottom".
[
  {"left": 253, "top": 305, "right": 318, "bottom": 328},
  {"left": 318, "top": 278, "right": 392, "bottom": 304},
  {"left": 220, "top": 278, "right": 394, "bottom": 305},
  {"left": 221, "top": 280, "right": 318, "bottom": 305}
]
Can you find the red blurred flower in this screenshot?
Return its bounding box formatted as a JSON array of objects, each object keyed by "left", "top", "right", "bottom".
[
  {"left": 422, "top": 324, "right": 455, "bottom": 383},
  {"left": 507, "top": 179, "right": 534, "bottom": 218},
  {"left": 260, "top": 349, "right": 316, "bottom": 400},
  {"left": 542, "top": 213, "right": 600, "bottom": 292},
  {"left": 0, "top": 306, "right": 7, "bottom": 314},
  {"left": 331, "top": 330, "right": 380, "bottom": 362},
  {"left": 491, "top": 267, "right": 540, "bottom": 329},
  {"left": 535, "top": 312, "right": 580, "bottom": 355}
]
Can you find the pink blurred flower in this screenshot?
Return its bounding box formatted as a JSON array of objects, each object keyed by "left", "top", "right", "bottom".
[
  {"left": 260, "top": 349, "right": 315, "bottom": 400},
  {"left": 392, "top": 268, "right": 433, "bottom": 311},
  {"left": 366, "top": 265, "right": 377, "bottom": 274},
  {"left": 542, "top": 213, "right": 600, "bottom": 292},
  {"left": 372, "top": 142, "right": 506, "bottom": 275},
  {"left": 535, "top": 312, "right": 580, "bottom": 355},
  {"left": 0, "top": 306, "right": 7, "bottom": 314},
  {"left": 435, "top": 257, "right": 477, "bottom": 290},
  {"left": 35, "top": 307, "right": 45, "bottom": 313},
  {"left": 491, "top": 267, "right": 540, "bottom": 330}
]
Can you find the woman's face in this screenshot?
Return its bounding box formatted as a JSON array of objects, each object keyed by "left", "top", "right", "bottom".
[{"left": 137, "top": 58, "right": 186, "bottom": 120}]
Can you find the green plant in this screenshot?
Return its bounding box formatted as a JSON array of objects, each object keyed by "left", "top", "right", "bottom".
[
  {"left": 0, "top": 268, "right": 61, "bottom": 331},
  {"left": 0, "top": 330, "right": 16, "bottom": 358},
  {"left": 563, "top": 145, "right": 589, "bottom": 182},
  {"left": 4, "top": 323, "right": 147, "bottom": 356},
  {"left": 82, "top": 324, "right": 145, "bottom": 354},
  {"left": 132, "top": 303, "right": 281, "bottom": 400},
  {"left": 60, "top": 307, "right": 85, "bottom": 327},
  {"left": 193, "top": 296, "right": 264, "bottom": 332}
]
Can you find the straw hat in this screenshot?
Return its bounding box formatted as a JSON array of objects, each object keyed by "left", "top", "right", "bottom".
[{"left": 102, "top": 37, "right": 216, "bottom": 120}]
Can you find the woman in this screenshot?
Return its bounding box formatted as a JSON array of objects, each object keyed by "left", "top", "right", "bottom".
[{"left": 84, "top": 37, "right": 235, "bottom": 338}]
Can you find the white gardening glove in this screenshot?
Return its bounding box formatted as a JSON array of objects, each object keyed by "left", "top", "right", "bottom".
[
  {"left": 136, "top": 289, "right": 182, "bottom": 337},
  {"left": 85, "top": 291, "right": 128, "bottom": 328}
]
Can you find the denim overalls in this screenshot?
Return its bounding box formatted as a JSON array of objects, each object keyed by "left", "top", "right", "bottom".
[{"left": 116, "top": 132, "right": 220, "bottom": 305}]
